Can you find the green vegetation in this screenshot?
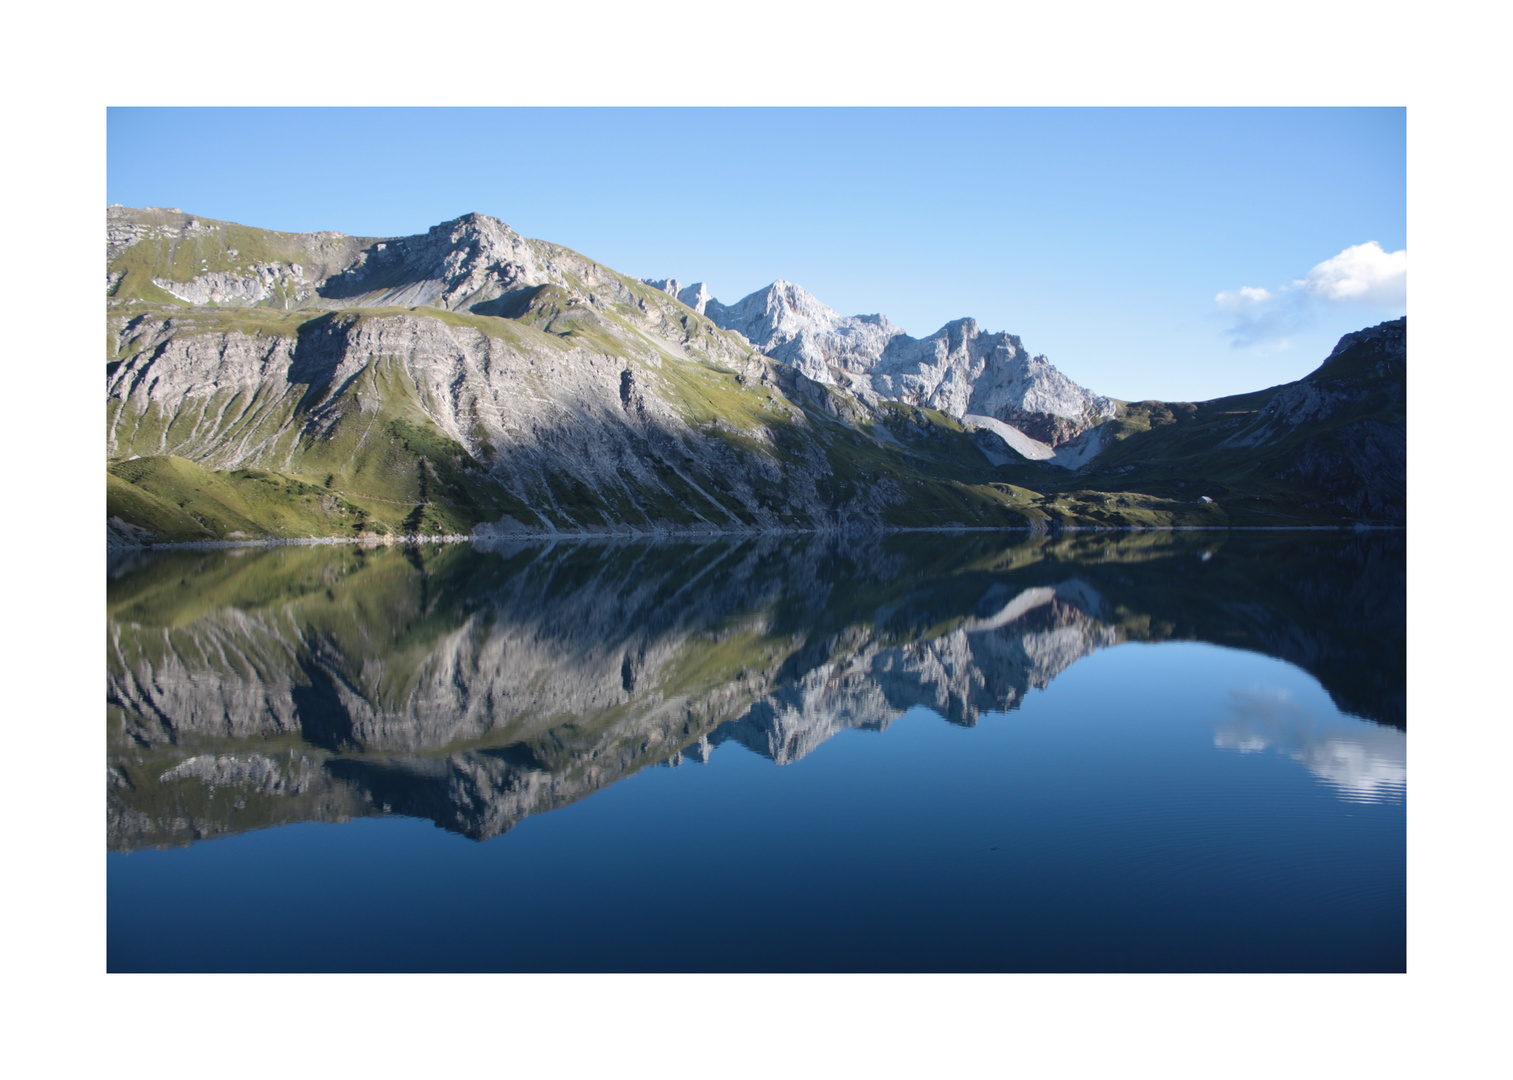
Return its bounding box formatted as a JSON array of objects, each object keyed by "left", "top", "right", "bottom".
[
  {"left": 106, "top": 211, "right": 1400, "bottom": 544},
  {"left": 107, "top": 208, "right": 371, "bottom": 306},
  {"left": 108, "top": 456, "right": 371, "bottom": 540}
]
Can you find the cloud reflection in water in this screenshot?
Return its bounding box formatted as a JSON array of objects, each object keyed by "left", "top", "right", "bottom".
[{"left": 1214, "top": 687, "right": 1405, "bottom": 803}]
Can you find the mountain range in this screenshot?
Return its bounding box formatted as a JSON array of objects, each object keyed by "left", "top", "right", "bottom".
[{"left": 105, "top": 206, "right": 1406, "bottom": 543}]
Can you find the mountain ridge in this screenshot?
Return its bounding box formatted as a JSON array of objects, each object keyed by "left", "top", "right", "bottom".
[
  {"left": 105, "top": 206, "right": 1406, "bottom": 543},
  {"left": 646, "top": 276, "right": 1118, "bottom": 447}
]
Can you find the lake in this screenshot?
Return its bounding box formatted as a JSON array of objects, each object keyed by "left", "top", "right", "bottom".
[{"left": 106, "top": 530, "right": 1405, "bottom": 972}]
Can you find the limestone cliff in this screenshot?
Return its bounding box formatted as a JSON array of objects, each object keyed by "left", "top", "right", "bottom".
[{"left": 673, "top": 278, "right": 1117, "bottom": 446}]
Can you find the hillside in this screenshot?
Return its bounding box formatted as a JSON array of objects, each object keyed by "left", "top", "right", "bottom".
[
  {"left": 1061, "top": 318, "right": 1406, "bottom": 523},
  {"left": 105, "top": 207, "right": 1405, "bottom": 542}
]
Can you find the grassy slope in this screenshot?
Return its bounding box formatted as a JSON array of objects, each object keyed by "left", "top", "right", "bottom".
[
  {"left": 108, "top": 456, "right": 371, "bottom": 540},
  {"left": 107, "top": 208, "right": 375, "bottom": 305},
  {"left": 107, "top": 214, "right": 1399, "bottom": 542}
]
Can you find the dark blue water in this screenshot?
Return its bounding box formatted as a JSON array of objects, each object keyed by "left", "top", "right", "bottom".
[{"left": 106, "top": 533, "right": 1405, "bottom": 972}]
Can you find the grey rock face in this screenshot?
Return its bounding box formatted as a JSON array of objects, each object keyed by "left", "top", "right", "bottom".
[
  {"left": 106, "top": 206, "right": 376, "bottom": 287},
  {"left": 317, "top": 213, "right": 549, "bottom": 310},
  {"left": 698, "top": 280, "right": 1116, "bottom": 446},
  {"left": 153, "top": 262, "right": 313, "bottom": 307},
  {"left": 717, "top": 582, "right": 1118, "bottom": 763},
  {"left": 1202, "top": 317, "right": 1405, "bottom": 523},
  {"left": 704, "top": 280, "right": 906, "bottom": 385},
  {"left": 105, "top": 304, "right": 922, "bottom": 534},
  {"left": 642, "top": 279, "right": 713, "bottom": 314},
  {"left": 1222, "top": 318, "right": 1406, "bottom": 452}
]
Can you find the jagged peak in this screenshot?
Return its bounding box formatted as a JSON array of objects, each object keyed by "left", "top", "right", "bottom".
[
  {"left": 677, "top": 281, "right": 712, "bottom": 313},
  {"left": 428, "top": 211, "right": 515, "bottom": 237},
  {"left": 641, "top": 279, "right": 715, "bottom": 314},
  {"left": 933, "top": 316, "right": 979, "bottom": 336}
]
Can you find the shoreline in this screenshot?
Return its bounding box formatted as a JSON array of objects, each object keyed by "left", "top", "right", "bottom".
[{"left": 106, "top": 521, "right": 1405, "bottom": 553}]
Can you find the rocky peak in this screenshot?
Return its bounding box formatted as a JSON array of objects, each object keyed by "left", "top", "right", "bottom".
[
  {"left": 702, "top": 280, "right": 906, "bottom": 384},
  {"left": 677, "top": 282, "right": 713, "bottom": 313},
  {"left": 693, "top": 277, "right": 1113, "bottom": 446},
  {"left": 317, "top": 212, "right": 545, "bottom": 311},
  {"left": 641, "top": 278, "right": 714, "bottom": 314},
  {"left": 708, "top": 280, "right": 844, "bottom": 341}
]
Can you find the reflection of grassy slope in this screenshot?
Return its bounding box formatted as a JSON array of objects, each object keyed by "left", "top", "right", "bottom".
[
  {"left": 110, "top": 544, "right": 512, "bottom": 711},
  {"left": 106, "top": 719, "right": 363, "bottom": 848}
]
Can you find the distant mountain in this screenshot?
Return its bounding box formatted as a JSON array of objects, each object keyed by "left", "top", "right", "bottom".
[
  {"left": 646, "top": 277, "right": 1116, "bottom": 447},
  {"left": 105, "top": 206, "right": 1405, "bottom": 544}
]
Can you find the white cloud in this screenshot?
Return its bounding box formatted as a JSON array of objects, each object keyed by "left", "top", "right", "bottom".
[
  {"left": 1214, "top": 285, "right": 1273, "bottom": 310},
  {"left": 1215, "top": 241, "right": 1406, "bottom": 348},
  {"left": 1294, "top": 241, "right": 1407, "bottom": 307}
]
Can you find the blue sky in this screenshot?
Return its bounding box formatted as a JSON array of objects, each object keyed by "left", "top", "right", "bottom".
[{"left": 107, "top": 107, "right": 1404, "bottom": 402}]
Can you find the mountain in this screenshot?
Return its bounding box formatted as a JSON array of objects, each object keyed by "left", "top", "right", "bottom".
[
  {"left": 1072, "top": 317, "right": 1406, "bottom": 522},
  {"left": 649, "top": 277, "right": 1116, "bottom": 446},
  {"left": 105, "top": 207, "right": 1405, "bottom": 543}
]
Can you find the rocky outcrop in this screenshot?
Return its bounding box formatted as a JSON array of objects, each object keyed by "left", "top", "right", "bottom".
[
  {"left": 1222, "top": 318, "right": 1406, "bottom": 449},
  {"left": 703, "top": 280, "right": 906, "bottom": 385},
  {"left": 643, "top": 278, "right": 713, "bottom": 314},
  {"left": 108, "top": 207, "right": 756, "bottom": 371},
  {"left": 154, "top": 262, "right": 313, "bottom": 306},
  {"left": 870, "top": 318, "right": 1117, "bottom": 446}
]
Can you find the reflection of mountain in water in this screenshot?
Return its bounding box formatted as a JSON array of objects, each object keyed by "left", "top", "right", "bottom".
[
  {"left": 106, "top": 531, "right": 1403, "bottom": 850},
  {"left": 717, "top": 582, "right": 1117, "bottom": 764}
]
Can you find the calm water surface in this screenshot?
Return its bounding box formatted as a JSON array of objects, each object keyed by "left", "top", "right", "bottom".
[{"left": 106, "top": 531, "right": 1404, "bottom": 972}]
